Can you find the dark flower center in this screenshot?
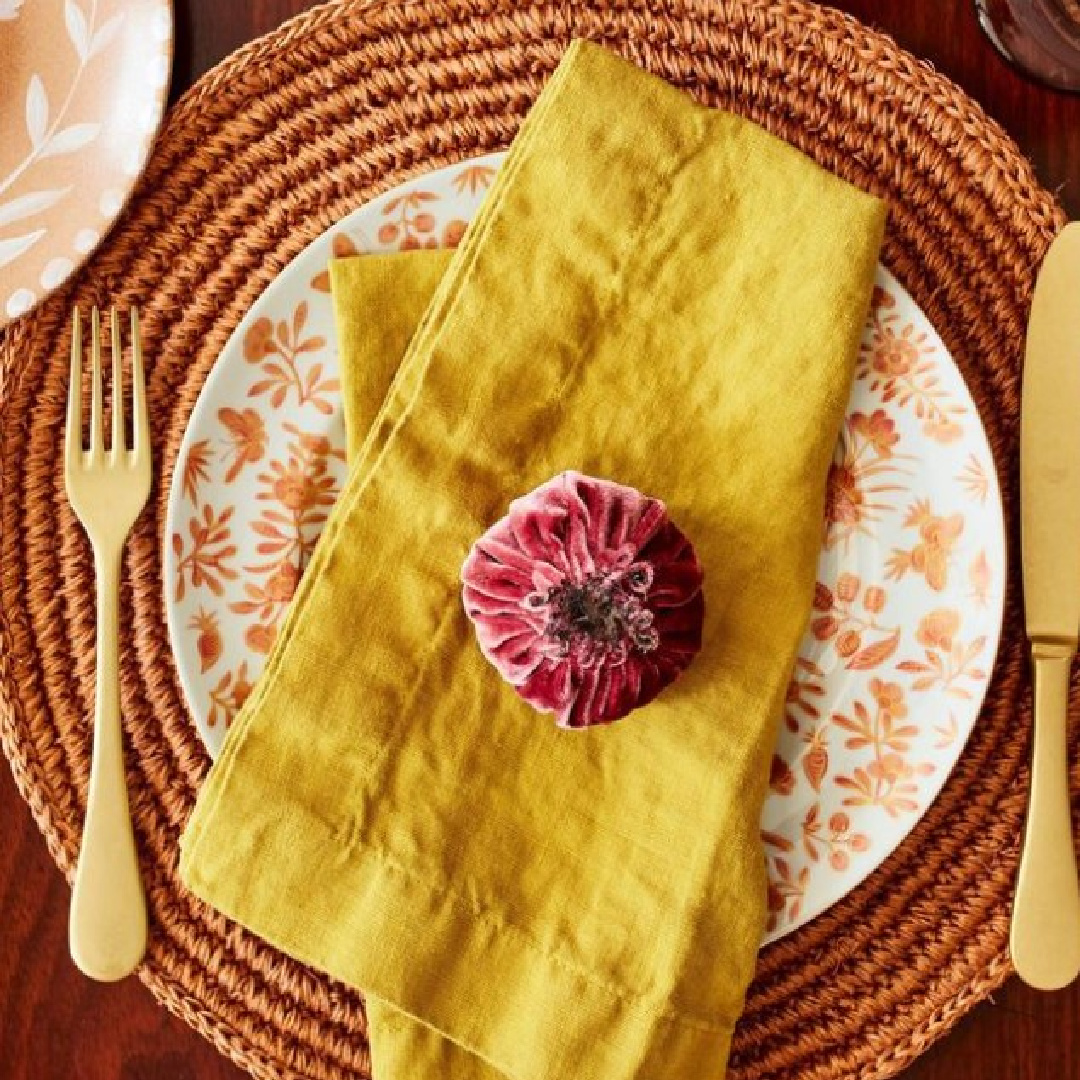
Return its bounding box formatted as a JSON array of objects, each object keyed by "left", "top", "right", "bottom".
[{"left": 530, "top": 563, "right": 659, "bottom": 664}]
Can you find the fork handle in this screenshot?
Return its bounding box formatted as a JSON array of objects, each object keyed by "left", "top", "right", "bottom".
[
  {"left": 1010, "top": 642, "right": 1080, "bottom": 990},
  {"left": 69, "top": 547, "right": 147, "bottom": 982}
]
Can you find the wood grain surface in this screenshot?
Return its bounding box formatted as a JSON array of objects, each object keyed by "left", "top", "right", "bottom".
[{"left": 2, "top": 1, "right": 1079, "bottom": 1077}]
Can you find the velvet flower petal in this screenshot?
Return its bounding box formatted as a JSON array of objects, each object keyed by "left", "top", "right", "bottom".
[{"left": 462, "top": 472, "right": 704, "bottom": 729}]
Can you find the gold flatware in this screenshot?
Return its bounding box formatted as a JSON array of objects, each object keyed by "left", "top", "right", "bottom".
[
  {"left": 1013, "top": 222, "right": 1080, "bottom": 991},
  {"left": 65, "top": 306, "right": 150, "bottom": 982}
]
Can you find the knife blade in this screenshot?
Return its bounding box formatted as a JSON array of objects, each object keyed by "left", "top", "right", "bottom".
[{"left": 1012, "top": 221, "right": 1080, "bottom": 991}]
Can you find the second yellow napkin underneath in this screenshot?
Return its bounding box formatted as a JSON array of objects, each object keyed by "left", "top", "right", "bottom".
[{"left": 181, "top": 40, "right": 885, "bottom": 1080}]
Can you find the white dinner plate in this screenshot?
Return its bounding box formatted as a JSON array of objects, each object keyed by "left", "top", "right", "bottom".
[{"left": 164, "top": 152, "right": 1005, "bottom": 943}]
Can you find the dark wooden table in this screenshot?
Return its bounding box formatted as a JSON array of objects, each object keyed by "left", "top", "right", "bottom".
[{"left": 2, "top": 1, "right": 1078, "bottom": 1077}]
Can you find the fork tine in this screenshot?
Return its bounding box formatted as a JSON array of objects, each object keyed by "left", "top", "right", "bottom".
[
  {"left": 130, "top": 309, "right": 149, "bottom": 458},
  {"left": 66, "top": 308, "right": 82, "bottom": 466},
  {"left": 110, "top": 307, "right": 124, "bottom": 453},
  {"left": 89, "top": 306, "right": 103, "bottom": 456}
]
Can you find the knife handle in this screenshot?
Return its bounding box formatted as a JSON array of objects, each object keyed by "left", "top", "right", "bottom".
[{"left": 1010, "top": 642, "right": 1080, "bottom": 990}]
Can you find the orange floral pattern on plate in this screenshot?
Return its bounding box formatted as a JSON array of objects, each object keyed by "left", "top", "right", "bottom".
[
  {"left": 809, "top": 572, "right": 900, "bottom": 673},
  {"left": 243, "top": 300, "right": 337, "bottom": 413},
  {"left": 897, "top": 608, "right": 989, "bottom": 698},
  {"left": 824, "top": 409, "right": 910, "bottom": 550},
  {"left": 229, "top": 423, "right": 345, "bottom": 654},
  {"left": 163, "top": 152, "right": 1007, "bottom": 944},
  {"left": 832, "top": 679, "right": 936, "bottom": 817},
  {"left": 179, "top": 438, "right": 213, "bottom": 508},
  {"left": 886, "top": 499, "right": 964, "bottom": 592},
  {"left": 207, "top": 661, "right": 253, "bottom": 730},
  {"left": 171, "top": 503, "right": 237, "bottom": 603},
  {"left": 188, "top": 607, "right": 222, "bottom": 674},
  {"left": 857, "top": 284, "right": 967, "bottom": 443},
  {"left": 764, "top": 806, "right": 870, "bottom": 932}
]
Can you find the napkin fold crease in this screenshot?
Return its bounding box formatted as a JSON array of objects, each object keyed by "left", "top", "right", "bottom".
[{"left": 180, "top": 39, "right": 885, "bottom": 1080}]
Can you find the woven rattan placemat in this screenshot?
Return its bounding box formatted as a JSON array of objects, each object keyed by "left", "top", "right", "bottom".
[{"left": 0, "top": 1, "right": 1073, "bottom": 1077}]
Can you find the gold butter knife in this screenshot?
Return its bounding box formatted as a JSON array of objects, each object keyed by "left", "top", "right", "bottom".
[{"left": 1013, "top": 221, "right": 1080, "bottom": 991}]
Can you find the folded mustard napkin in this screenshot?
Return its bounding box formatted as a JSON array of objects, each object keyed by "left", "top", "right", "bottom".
[{"left": 180, "top": 39, "right": 885, "bottom": 1080}]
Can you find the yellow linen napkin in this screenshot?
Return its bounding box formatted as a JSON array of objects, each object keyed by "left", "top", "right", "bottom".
[{"left": 180, "top": 39, "right": 885, "bottom": 1080}]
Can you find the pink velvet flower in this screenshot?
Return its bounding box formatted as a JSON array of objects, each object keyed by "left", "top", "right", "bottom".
[{"left": 461, "top": 472, "right": 705, "bottom": 729}]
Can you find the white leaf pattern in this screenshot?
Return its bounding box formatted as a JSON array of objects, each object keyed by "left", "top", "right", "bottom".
[
  {"left": 90, "top": 13, "right": 124, "bottom": 57},
  {"left": 0, "top": 0, "right": 25, "bottom": 21},
  {"left": 24, "top": 75, "right": 47, "bottom": 148},
  {"left": 64, "top": 0, "right": 89, "bottom": 60},
  {"left": 0, "top": 229, "right": 46, "bottom": 270},
  {"left": 41, "top": 123, "right": 100, "bottom": 159},
  {"left": 0, "top": 188, "right": 71, "bottom": 228}
]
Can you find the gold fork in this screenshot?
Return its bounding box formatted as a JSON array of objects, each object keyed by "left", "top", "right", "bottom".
[{"left": 65, "top": 306, "right": 150, "bottom": 981}]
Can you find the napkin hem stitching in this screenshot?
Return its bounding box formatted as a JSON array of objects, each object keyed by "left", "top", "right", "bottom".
[{"left": 319, "top": 805, "right": 739, "bottom": 1034}]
